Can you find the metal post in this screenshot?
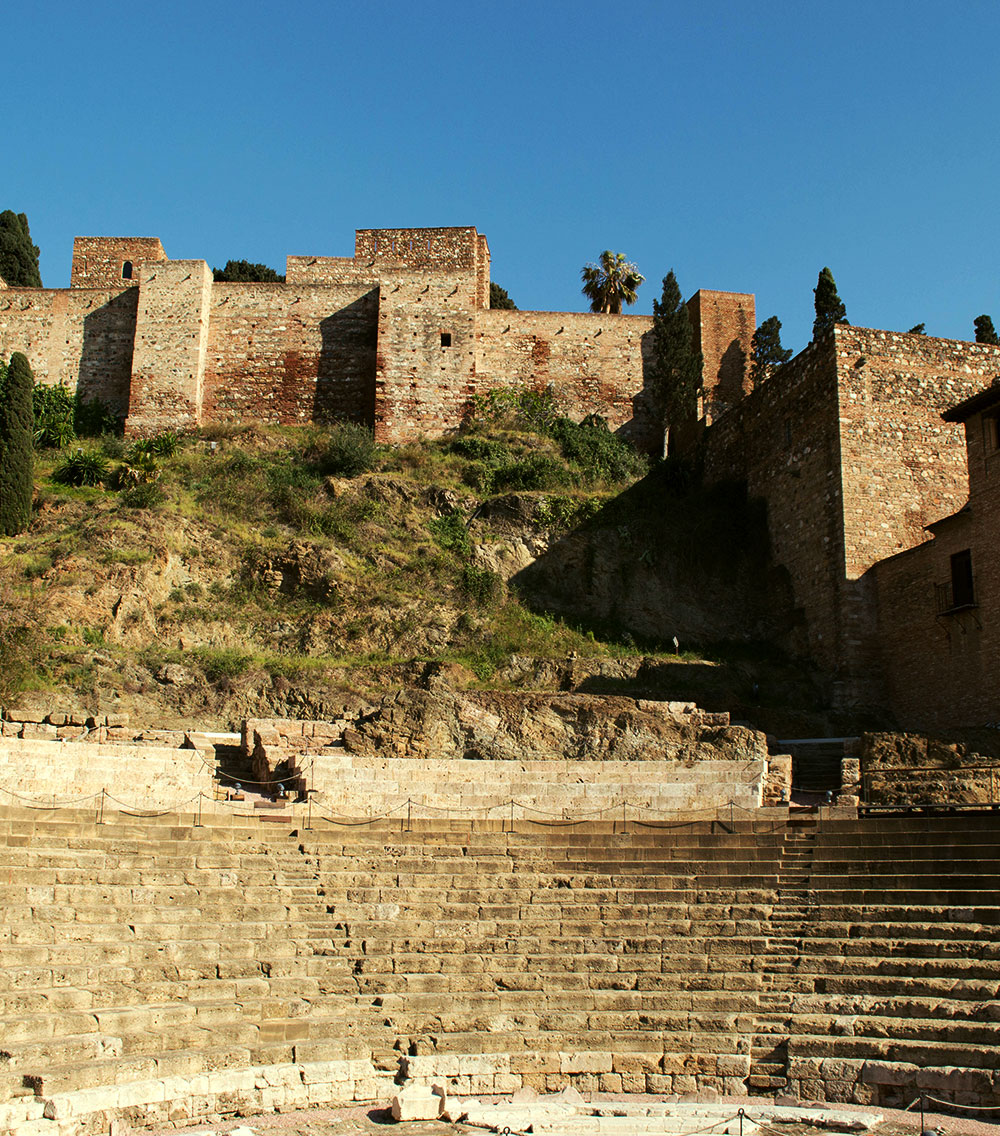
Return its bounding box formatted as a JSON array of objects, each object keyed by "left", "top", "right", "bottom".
[
  {"left": 195, "top": 792, "right": 203, "bottom": 828},
  {"left": 98, "top": 788, "right": 105, "bottom": 826},
  {"left": 406, "top": 797, "right": 412, "bottom": 832},
  {"left": 510, "top": 798, "right": 514, "bottom": 832},
  {"left": 622, "top": 800, "right": 627, "bottom": 834},
  {"left": 306, "top": 791, "right": 312, "bottom": 832},
  {"left": 920, "top": 1094, "right": 925, "bottom": 1134},
  {"left": 738, "top": 1108, "right": 744, "bottom": 1136}
]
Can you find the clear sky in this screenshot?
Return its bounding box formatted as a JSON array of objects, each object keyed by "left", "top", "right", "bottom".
[{"left": 6, "top": 0, "right": 999, "bottom": 354}]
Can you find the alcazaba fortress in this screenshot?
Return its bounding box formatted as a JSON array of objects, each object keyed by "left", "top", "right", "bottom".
[
  {"left": 1, "top": 227, "right": 1000, "bottom": 1133},
  {"left": 1, "top": 224, "right": 998, "bottom": 730}
]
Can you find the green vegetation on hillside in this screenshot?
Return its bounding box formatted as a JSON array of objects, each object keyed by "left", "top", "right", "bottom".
[{"left": 0, "top": 398, "right": 660, "bottom": 713}]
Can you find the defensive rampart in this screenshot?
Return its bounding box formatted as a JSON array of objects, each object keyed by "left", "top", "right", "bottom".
[
  {"left": 0, "top": 226, "right": 754, "bottom": 449},
  {"left": 703, "top": 327, "right": 1000, "bottom": 706}
]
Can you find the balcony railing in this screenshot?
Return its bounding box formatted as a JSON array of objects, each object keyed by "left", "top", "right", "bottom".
[{"left": 935, "top": 575, "right": 977, "bottom": 614}]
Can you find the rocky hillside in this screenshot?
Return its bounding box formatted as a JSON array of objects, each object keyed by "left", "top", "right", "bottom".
[{"left": 0, "top": 400, "right": 839, "bottom": 735}]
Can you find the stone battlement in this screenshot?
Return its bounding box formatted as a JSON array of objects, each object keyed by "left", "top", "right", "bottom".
[{"left": 0, "top": 226, "right": 753, "bottom": 448}]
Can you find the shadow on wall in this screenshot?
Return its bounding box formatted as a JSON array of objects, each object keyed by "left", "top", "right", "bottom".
[
  {"left": 78, "top": 289, "right": 139, "bottom": 417},
  {"left": 709, "top": 338, "right": 748, "bottom": 419},
  {"left": 625, "top": 328, "right": 663, "bottom": 454},
  {"left": 313, "top": 292, "right": 379, "bottom": 427}
]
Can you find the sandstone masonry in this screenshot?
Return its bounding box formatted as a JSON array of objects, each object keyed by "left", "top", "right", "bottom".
[{"left": 0, "top": 226, "right": 753, "bottom": 447}]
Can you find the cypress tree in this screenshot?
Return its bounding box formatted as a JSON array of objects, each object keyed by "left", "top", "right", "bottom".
[
  {"left": 749, "top": 316, "right": 793, "bottom": 388},
  {"left": 812, "top": 267, "right": 848, "bottom": 341},
  {"left": 0, "top": 353, "right": 35, "bottom": 536},
  {"left": 651, "top": 270, "right": 702, "bottom": 444},
  {"left": 974, "top": 315, "right": 999, "bottom": 345},
  {"left": 0, "top": 212, "right": 42, "bottom": 288}
]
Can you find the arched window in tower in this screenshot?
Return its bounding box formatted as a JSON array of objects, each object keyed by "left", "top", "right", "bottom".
[{"left": 122, "top": 261, "right": 133, "bottom": 280}]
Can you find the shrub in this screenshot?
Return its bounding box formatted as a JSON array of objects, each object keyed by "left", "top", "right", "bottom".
[
  {"left": 53, "top": 450, "right": 110, "bottom": 487},
  {"left": 32, "top": 383, "right": 75, "bottom": 448},
  {"left": 74, "top": 397, "right": 120, "bottom": 438},
  {"left": 147, "top": 431, "right": 179, "bottom": 457},
  {"left": 32, "top": 386, "right": 120, "bottom": 448},
  {"left": 116, "top": 449, "right": 160, "bottom": 487},
  {"left": 119, "top": 481, "right": 164, "bottom": 509},
  {"left": 196, "top": 647, "right": 252, "bottom": 683},
  {"left": 550, "top": 414, "right": 649, "bottom": 484},
  {"left": 467, "top": 387, "right": 558, "bottom": 434},
  {"left": 461, "top": 563, "right": 503, "bottom": 607},
  {"left": 488, "top": 453, "right": 570, "bottom": 493},
  {"left": 429, "top": 510, "right": 471, "bottom": 557},
  {"left": 315, "top": 421, "right": 377, "bottom": 477}
]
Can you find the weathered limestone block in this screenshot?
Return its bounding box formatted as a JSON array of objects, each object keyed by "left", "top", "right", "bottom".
[{"left": 392, "top": 1083, "right": 443, "bottom": 1121}]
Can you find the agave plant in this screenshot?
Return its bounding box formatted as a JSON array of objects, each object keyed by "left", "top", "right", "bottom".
[{"left": 53, "top": 449, "right": 109, "bottom": 487}]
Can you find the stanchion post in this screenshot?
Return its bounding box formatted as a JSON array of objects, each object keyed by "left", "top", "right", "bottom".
[
  {"left": 919, "top": 1094, "right": 924, "bottom": 1133},
  {"left": 510, "top": 798, "right": 514, "bottom": 832},
  {"left": 622, "top": 800, "right": 626, "bottom": 834},
  {"left": 406, "top": 797, "right": 412, "bottom": 832},
  {"left": 195, "top": 792, "right": 203, "bottom": 828},
  {"left": 306, "top": 790, "right": 312, "bottom": 831},
  {"left": 98, "top": 787, "right": 105, "bottom": 826},
  {"left": 738, "top": 1108, "right": 744, "bottom": 1136}
]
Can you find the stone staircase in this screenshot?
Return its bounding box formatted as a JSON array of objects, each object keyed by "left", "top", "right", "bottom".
[{"left": 1, "top": 806, "right": 1000, "bottom": 1131}]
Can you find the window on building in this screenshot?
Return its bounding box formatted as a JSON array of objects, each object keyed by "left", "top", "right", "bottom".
[
  {"left": 985, "top": 413, "right": 1000, "bottom": 453},
  {"left": 122, "top": 261, "right": 133, "bottom": 280},
  {"left": 950, "top": 549, "right": 975, "bottom": 608},
  {"left": 440, "top": 332, "right": 452, "bottom": 348}
]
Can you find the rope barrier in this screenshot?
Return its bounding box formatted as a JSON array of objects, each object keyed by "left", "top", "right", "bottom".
[
  {"left": 0, "top": 785, "right": 790, "bottom": 827},
  {"left": 923, "top": 1094, "right": 1000, "bottom": 1113},
  {"left": 0, "top": 785, "right": 104, "bottom": 807}
]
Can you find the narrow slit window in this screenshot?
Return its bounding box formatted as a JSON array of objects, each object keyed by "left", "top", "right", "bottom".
[
  {"left": 986, "top": 414, "right": 1000, "bottom": 452},
  {"left": 440, "top": 332, "right": 452, "bottom": 348},
  {"left": 122, "top": 260, "right": 133, "bottom": 280}
]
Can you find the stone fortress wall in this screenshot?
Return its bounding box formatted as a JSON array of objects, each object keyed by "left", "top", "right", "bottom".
[
  {"left": 703, "top": 326, "right": 1000, "bottom": 718},
  {"left": 2, "top": 223, "right": 999, "bottom": 726},
  {"left": 0, "top": 226, "right": 752, "bottom": 449}
]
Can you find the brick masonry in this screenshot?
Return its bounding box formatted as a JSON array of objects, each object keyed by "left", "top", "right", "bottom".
[
  {"left": 703, "top": 326, "right": 1000, "bottom": 716},
  {"left": 872, "top": 383, "right": 1000, "bottom": 728},
  {"left": 3, "top": 224, "right": 999, "bottom": 725},
  {"left": 0, "top": 226, "right": 747, "bottom": 446}
]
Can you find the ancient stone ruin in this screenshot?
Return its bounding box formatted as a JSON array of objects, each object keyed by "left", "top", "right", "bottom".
[{"left": 0, "top": 703, "right": 998, "bottom": 1133}]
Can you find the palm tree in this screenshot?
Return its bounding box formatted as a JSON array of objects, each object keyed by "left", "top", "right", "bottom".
[{"left": 581, "top": 251, "right": 644, "bottom": 314}]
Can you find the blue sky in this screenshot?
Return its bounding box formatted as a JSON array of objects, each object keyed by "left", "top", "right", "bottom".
[{"left": 7, "top": 0, "right": 999, "bottom": 353}]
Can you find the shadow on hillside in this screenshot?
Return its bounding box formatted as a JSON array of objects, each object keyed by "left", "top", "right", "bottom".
[{"left": 511, "top": 462, "right": 802, "bottom": 655}]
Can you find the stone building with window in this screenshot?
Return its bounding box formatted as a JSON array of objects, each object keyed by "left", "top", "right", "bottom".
[{"left": 871, "top": 380, "right": 1000, "bottom": 728}]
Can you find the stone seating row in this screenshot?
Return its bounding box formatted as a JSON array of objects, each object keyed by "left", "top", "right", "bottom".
[{"left": 2, "top": 805, "right": 1000, "bottom": 1125}]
